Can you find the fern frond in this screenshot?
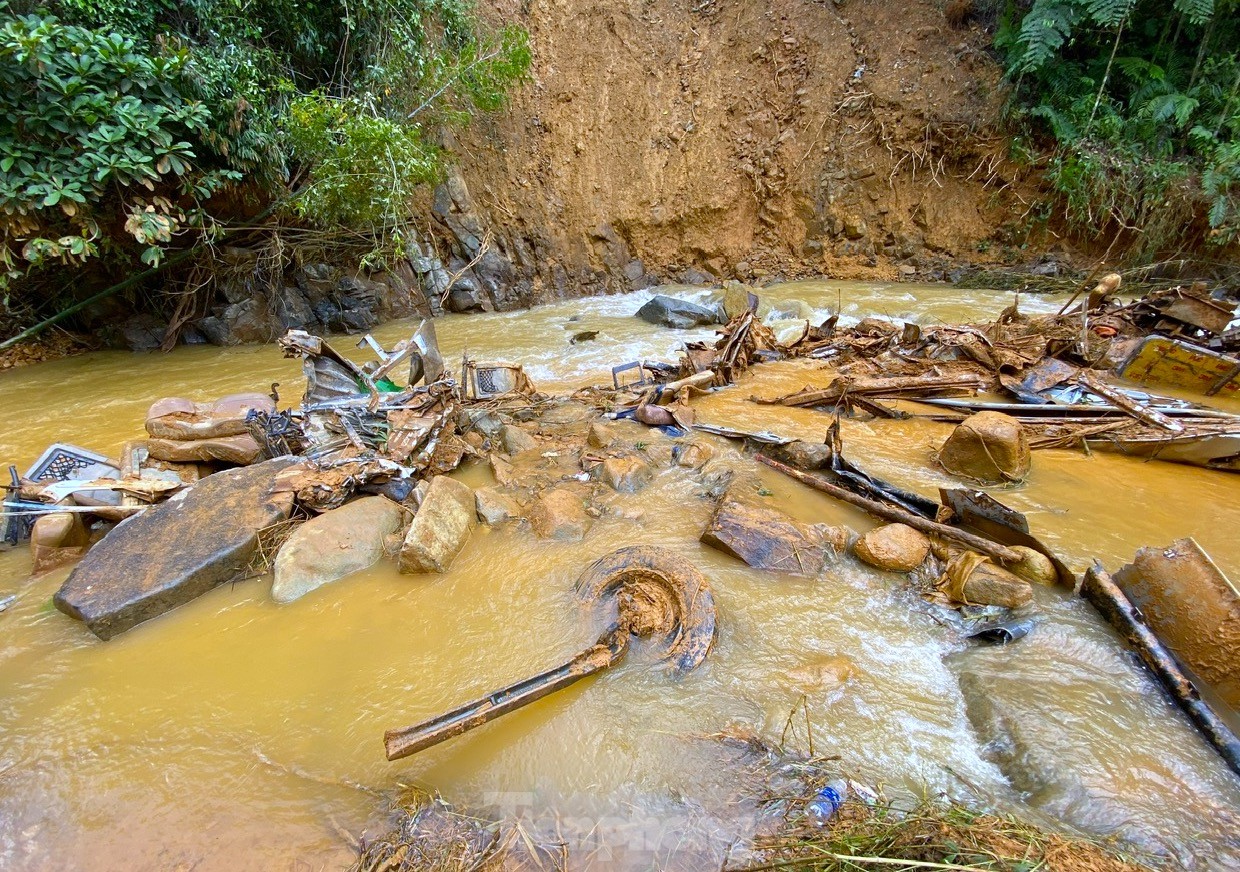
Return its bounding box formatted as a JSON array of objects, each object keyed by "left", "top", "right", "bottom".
[
  {"left": 1172, "top": 0, "right": 1213, "bottom": 26},
  {"left": 1083, "top": 0, "right": 1136, "bottom": 26}
]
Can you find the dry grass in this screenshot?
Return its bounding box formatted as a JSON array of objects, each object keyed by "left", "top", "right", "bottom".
[{"left": 736, "top": 798, "right": 1157, "bottom": 872}]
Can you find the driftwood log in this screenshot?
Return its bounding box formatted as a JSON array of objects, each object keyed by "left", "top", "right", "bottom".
[
  {"left": 755, "top": 454, "right": 1021, "bottom": 565},
  {"left": 1081, "top": 562, "right": 1240, "bottom": 777}
]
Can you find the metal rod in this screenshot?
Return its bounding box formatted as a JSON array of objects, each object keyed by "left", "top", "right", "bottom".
[
  {"left": 384, "top": 627, "right": 630, "bottom": 761},
  {"left": 756, "top": 453, "right": 1022, "bottom": 564}
]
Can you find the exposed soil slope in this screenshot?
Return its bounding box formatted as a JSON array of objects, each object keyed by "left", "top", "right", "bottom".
[{"left": 449, "top": 0, "right": 1026, "bottom": 297}]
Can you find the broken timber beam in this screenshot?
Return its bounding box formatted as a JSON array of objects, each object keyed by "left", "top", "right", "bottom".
[
  {"left": 756, "top": 454, "right": 1021, "bottom": 565},
  {"left": 1081, "top": 563, "right": 1240, "bottom": 777}
]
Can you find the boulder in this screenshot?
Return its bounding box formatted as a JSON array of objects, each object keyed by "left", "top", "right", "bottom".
[
  {"left": 53, "top": 457, "right": 298, "bottom": 639},
  {"left": 499, "top": 424, "right": 537, "bottom": 455},
  {"left": 399, "top": 476, "right": 477, "bottom": 573},
  {"left": 529, "top": 488, "right": 590, "bottom": 541},
  {"left": 598, "top": 456, "right": 654, "bottom": 493},
  {"left": 937, "top": 411, "right": 1031, "bottom": 484},
  {"left": 635, "top": 294, "right": 724, "bottom": 329},
  {"left": 30, "top": 512, "right": 91, "bottom": 575},
  {"left": 722, "top": 281, "right": 757, "bottom": 319},
  {"left": 271, "top": 496, "right": 405, "bottom": 602},
  {"left": 766, "top": 439, "right": 834, "bottom": 470},
  {"left": 852, "top": 523, "right": 930, "bottom": 573},
  {"left": 475, "top": 487, "right": 523, "bottom": 526},
  {"left": 700, "top": 495, "right": 841, "bottom": 577},
  {"left": 146, "top": 393, "right": 275, "bottom": 441},
  {"left": 144, "top": 434, "right": 262, "bottom": 466}
]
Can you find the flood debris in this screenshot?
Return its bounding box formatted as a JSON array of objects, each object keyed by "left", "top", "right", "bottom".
[
  {"left": 384, "top": 546, "right": 717, "bottom": 761},
  {"left": 1111, "top": 538, "right": 1240, "bottom": 710},
  {"left": 700, "top": 491, "right": 850, "bottom": 577},
  {"left": 52, "top": 456, "right": 298, "bottom": 640},
  {"left": 1082, "top": 562, "right": 1240, "bottom": 777}
]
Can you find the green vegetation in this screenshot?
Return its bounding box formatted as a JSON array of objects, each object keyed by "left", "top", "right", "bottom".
[
  {"left": 0, "top": 0, "right": 529, "bottom": 304},
  {"left": 998, "top": 0, "right": 1240, "bottom": 260}
]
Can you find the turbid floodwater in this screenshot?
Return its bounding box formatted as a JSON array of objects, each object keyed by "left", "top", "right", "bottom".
[{"left": 2, "top": 281, "right": 1239, "bottom": 870}]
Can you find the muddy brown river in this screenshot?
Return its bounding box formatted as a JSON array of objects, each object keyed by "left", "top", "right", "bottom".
[{"left": 2, "top": 282, "right": 1239, "bottom": 870}]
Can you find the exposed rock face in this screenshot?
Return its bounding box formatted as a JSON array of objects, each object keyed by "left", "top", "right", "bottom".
[
  {"left": 399, "top": 476, "right": 477, "bottom": 573},
  {"left": 700, "top": 494, "right": 843, "bottom": 577},
  {"left": 30, "top": 512, "right": 91, "bottom": 576},
  {"left": 635, "top": 294, "right": 724, "bottom": 329},
  {"left": 53, "top": 457, "right": 297, "bottom": 639},
  {"left": 529, "top": 488, "right": 591, "bottom": 541},
  {"left": 852, "top": 523, "right": 930, "bottom": 572},
  {"left": 272, "top": 496, "right": 405, "bottom": 602},
  {"left": 937, "top": 411, "right": 1031, "bottom": 484}
]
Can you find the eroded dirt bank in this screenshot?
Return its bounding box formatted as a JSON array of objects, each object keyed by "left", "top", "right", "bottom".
[{"left": 447, "top": 0, "right": 1025, "bottom": 300}]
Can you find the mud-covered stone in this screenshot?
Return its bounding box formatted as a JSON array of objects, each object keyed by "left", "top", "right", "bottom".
[
  {"left": 700, "top": 495, "right": 834, "bottom": 577},
  {"left": 272, "top": 496, "right": 405, "bottom": 602},
  {"left": 674, "top": 440, "right": 714, "bottom": 470},
  {"left": 852, "top": 523, "right": 930, "bottom": 572},
  {"left": 144, "top": 434, "right": 262, "bottom": 466},
  {"left": 937, "top": 411, "right": 1031, "bottom": 484},
  {"left": 30, "top": 512, "right": 91, "bottom": 576},
  {"left": 499, "top": 424, "right": 537, "bottom": 455},
  {"left": 145, "top": 393, "right": 274, "bottom": 441},
  {"left": 53, "top": 457, "right": 298, "bottom": 639},
  {"left": 635, "top": 294, "right": 724, "bottom": 329},
  {"left": 399, "top": 476, "right": 476, "bottom": 573},
  {"left": 475, "top": 486, "right": 522, "bottom": 526},
  {"left": 598, "top": 455, "right": 654, "bottom": 493},
  {"left": 529, "top": 488, "right": 590, "bottom": 541}
]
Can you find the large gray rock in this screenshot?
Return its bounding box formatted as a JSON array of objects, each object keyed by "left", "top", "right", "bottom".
[
  {"left": 636, "top": 295, "right": 724, "bottom": 329},
  {"left": 272, "top": 496, "right": 405, "bottom": 602},
  {"left": 399, "top": 476, "right": 476, "bottom": 573},
  {"left": 53, "top": 458, "right": 298, "bottom": 639}
]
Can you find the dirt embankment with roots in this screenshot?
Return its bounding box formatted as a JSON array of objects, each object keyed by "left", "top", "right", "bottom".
[{"left": 449, "top": 0, "right": 1034, "bottom": 296}]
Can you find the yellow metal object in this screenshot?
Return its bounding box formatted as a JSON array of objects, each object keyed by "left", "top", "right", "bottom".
[{"left": 1117, "top": 336, "right": 1240, "bottom": 398}]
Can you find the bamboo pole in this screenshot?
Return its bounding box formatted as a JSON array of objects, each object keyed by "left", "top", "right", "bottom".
[{"left": 756, "top": 454, "right": 1022, "bottom": 564}]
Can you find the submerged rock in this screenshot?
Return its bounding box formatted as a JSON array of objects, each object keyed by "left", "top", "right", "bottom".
[
  {"left": 852, "top": 523, "right": 930, "bottom": 573},
  {"left": 937, "top": 411, "right": 1031, "bottom": 484},
  {"left": 598, "top": 455, "right": 654, "bottom": 493},
  {"left": 529, "top": 488, "right": 591, "bottom": 541},
  {"left": 700, "top": 494, "right": 845, "bottom": 577},
  {"left": 272, "top": 496, "right": 405, "bottom": 602},
  {"left": 399, "top": 476, "right": 477, "bottom": 573},
  {"left": 635, "top": 294, "right": 724, "bottom": 329},
  {"left": 53, "top": 457, "right": 297, "bottom": 639}
]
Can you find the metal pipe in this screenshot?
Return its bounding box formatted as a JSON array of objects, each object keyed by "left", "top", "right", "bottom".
[{"left": 385, "top": 627, "right": 630, "bottom": 761}]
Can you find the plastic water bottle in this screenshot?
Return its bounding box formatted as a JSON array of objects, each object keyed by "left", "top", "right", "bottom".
[{"left": 807, "top": 779, "right": 848, "bottom": 821}]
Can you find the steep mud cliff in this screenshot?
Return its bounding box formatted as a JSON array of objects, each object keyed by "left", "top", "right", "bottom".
[{"left": 437, "top": 0, "right": 1028, "bottom": 303}]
